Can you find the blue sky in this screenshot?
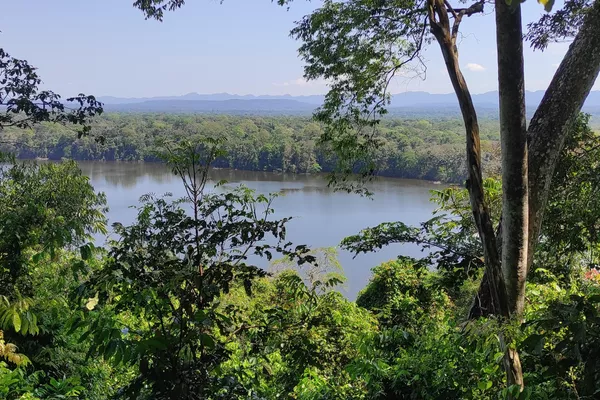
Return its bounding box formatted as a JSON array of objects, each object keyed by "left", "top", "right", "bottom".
[{"left": 1, "top": 0, "right": 595, "bottom": 97}]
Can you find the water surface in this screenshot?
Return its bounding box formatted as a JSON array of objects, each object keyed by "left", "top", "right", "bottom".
[{"left": 79, "top": 161, "right": 444, "bottom": 299}]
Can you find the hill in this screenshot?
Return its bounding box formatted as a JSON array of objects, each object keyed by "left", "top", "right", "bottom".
[{"left": 97, "top": 90, "right": 600, "bottom": 116}]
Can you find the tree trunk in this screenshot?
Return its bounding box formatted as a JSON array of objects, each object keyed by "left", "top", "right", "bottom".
[
  {"left": 496, "top": 0, "right": 528, "bottom": 319},
  {"left": 430, "top": 0, "right": 600, "bottom": 393},
  {"left": 495, "top": 0, "right": 528, "bottom": 390},
  {"left": 468, "top": 223, "right": 502, "bottom": 319},
  {"left": 499, "top": 332, "right": 524, "bottom": 394}
]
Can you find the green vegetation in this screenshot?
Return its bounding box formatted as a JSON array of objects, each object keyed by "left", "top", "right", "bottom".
[
  {"left": 1, "top": 114, "right": 600, "bottom": 398},
  {"left": 282, "top": 0, "right": 600, "bottom": 390},
  {"left": 0, "top": 114, "right": 502, "bottom": 183},
  {"left": 2, "top": 0, "right": 600, "bottom": 396}
]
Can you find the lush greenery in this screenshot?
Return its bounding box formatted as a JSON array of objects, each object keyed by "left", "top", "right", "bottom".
[
  {"left": 0, "top": 115, "right": 599, "bottom": 399},
  {"left": 0, "top": 114, "right": 503, "bottom": 183}
]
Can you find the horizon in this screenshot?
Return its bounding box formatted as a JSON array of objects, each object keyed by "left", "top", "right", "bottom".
[
  {"left": 98, "top": 88, "right": 595, "bottom": 100},
  {"left": 2, "top": 0, "right": 598, "bottom": 98}
]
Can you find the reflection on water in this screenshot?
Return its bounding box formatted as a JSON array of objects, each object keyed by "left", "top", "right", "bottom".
[
  {"left": 77, "top": 161, "right": 444, "bottom": 300},
  {"left": 81, "top": 161, "right": 174, "bottom": 188}
]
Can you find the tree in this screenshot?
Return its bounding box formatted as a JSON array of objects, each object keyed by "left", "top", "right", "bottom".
[
  {"left": 0, "top": 162, "right": 110, "bottom": 400},
  {"left": 0, "top": 49, "right": 103, "bottom": 137},
  {"left": 535, "top": 114, "right": 600, "bottom": 278},
  {"left": 0, "top": 161, "right": 107, "bottom": 301},
  {"left": 1, "top": 114, "right": 489, "bottom": 182},
  {"left": 290, "top": 0, "right": 600, "bottom": 391},
  {"left": 75, "top": 139, "right": 314, "bottom": 399}
]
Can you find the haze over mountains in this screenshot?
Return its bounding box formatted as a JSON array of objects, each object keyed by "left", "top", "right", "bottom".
[{"left": 98, "top": 91, "right": 600, "bottom": 116}]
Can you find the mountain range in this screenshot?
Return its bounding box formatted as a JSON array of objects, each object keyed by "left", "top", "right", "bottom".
[{"left": 97, "top": 91, "right": 600, "bottom": 116}]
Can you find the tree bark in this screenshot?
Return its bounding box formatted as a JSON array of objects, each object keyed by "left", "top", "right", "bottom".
[
  {"left": 495, "top": 0, "right": 528, "bottom": 390},
  {"left": 468, "top": 223, "right": 502, "bottom": 319},
  {"left": 496, "top": 0, "right": 528, "bottom": 319},
  {"left": 469, "top": 0, "right": 600, "bottom": 319}
]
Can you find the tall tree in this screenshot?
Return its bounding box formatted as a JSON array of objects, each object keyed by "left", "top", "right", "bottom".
[
  {"left": 472, "top": 0, "right": 600, "bottom": 321},
  {"left": 289, "top": 0, "right": 600, "bottom": 391}
]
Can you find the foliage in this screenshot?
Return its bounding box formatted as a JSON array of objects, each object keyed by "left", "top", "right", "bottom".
[
  {"left": 525, "top": 0, "right": 593, "bottom": 50},
  {"left": 0, "top": 161, "right": 107, "bottom": 299},
  {"left": 0, "top": 297, "right": 38, "bottom": 337},
  {"left": 0, "top": 107, "right": 599, "bottom": 400},
  {"left": 534, "top": 114, "right": 600, "bottom": 280},
  {"left": 219, "top": 269, "right": 375, "bottom": 400},
  {"left": 516, "top": 275, "right": 600, "bottom": 398},
  {"left": 0, "top": 114, "right": 503, "bottom": 183},
  {"left": 349, "top": 318, "right": 505, "bottom": 399},
  {"left": 0, "top": 145, "right": 598, "bottom": 399},
  {"left": 1, "top": 366, "right": 88, "bottom": 400},
  {"left": 0, "top": 330, "right": 28, "bottom": 367},
  {"left": 0, "top": 163, "right": 117, "bottom": 399},
  {"left": 290, "top": 0, "right": 428, "bottom": 188},
  {"left": 341, "top": 257, "right": 505, "bottom": 400},
  {"left": 342, "top": 258, "right": 502, "bottom": 399},
  {"left": 356, "top": 257, "right": 451, "bottom": 329},
  {"left": 75, "top": 139, "right": 314, "bottom": 399},
  {"left": 270, "top": 247, "right": 346, "bottom": 292},
  {"left": 133, "top": 0, "right": 186, "bottom": 21},
  {"left": 0, "top": 49, "right": 102, "bottom": 136},
  {"left": 343, "top": 114, "right": 600, "bottom": 290},
  {"left": 343, "top": 178, "right": 502, "bottom": 295}
]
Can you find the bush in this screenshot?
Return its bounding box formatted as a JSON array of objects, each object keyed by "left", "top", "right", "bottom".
[{"left": 356, "top": 257, "right": 451, "bottom": 330}]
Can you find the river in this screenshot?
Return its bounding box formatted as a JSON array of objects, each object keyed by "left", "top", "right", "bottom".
[{"left": 78, "top": 161, "right": 444, "bottom": 300}]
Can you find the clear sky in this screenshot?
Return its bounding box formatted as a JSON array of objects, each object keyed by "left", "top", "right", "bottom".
[{"left": 1, "top": 0, "right": 595, "bottom": 98}]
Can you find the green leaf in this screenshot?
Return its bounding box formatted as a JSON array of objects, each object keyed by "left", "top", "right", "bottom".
[
  {"left": 477, "top": 380, "right": 492, "bottom": 391},
  {"left": 31, "top": 252, "right": 44, "bottom": 264},
  {"left": 78, "top": 329, "right": 92, "bottom": 344},
  {"left": 144, "top": 337, "right": 168, "bottom": 350},
  {"left": 104, "top": 340, "right": 119, "bottom": 361},
  {"left": 80, "top": 244, "right": 93, "bottom": 260},
  {"left": 522, "top": 334, "right": 545, "bottom": 355},
  {"left": 21, "top": 315, "right": 29, "bottom": 335},
  {"left": 12, "top": 313, "right": 21, "bottom": 332},
  {"left": 200, "top": 333, "right": 215, "bottom": 349},
  {"left": 66, "top": 316, "right": 82, "bottom": 336},
  {"left": 508, "top": 384, "right": 522, "bottom": 397},
  {"left": 113, "top": 345, "right": 124, "bottom": 366},
  {"left": 588, "top": 294, "right": 600, "bottom": 303}
]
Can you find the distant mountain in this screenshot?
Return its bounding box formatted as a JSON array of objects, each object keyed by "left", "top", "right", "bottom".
[
  {"left": 103, "top": 99, "right": 315, "bottom": 114},
  {"left": 99, "top": 93, "right": 325, "bottom": 105},
  {"left": 97, "top": 90, "right": 600, "bottom": 116},
  {"left": 387, "top": 90, "right": 600, "bottom": 108}
]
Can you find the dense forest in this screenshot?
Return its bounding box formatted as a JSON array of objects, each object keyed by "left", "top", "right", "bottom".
[{"left": 0, "top": 114, "right": 503, "bottom": 183}]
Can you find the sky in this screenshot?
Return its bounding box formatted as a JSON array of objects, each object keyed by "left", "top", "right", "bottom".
[{"left": 1, "top": 0, "right": 596, "bottom": 98}]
